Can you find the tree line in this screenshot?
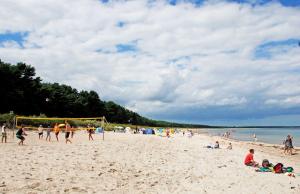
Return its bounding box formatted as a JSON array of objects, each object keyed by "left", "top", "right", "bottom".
[{"left": 0, "top": 59, "right": 208, "bottom": 128}]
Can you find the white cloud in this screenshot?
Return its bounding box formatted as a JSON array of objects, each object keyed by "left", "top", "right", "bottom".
[{"left": 0, "top": 0, "right": 300, "bottom": 123}]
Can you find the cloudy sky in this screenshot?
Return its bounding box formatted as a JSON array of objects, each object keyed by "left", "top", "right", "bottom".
[{"left": 1, "top": 0, "right": 300, "bottom": 125}]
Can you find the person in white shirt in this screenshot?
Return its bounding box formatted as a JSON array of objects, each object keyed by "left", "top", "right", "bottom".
[{"left": 1, "top": 124, "right": 7, "bottom": 143}]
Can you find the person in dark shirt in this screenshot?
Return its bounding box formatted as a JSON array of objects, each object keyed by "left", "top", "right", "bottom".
[{"left": 16, "top": 125, "right": 27, "bottom": 146}]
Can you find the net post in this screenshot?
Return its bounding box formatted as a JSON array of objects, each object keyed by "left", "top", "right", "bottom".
[{"left": 102, "top": 116, "right": 105, "bottom": 141}]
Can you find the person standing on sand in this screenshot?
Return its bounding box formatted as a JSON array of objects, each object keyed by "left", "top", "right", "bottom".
[
  {"left": 54, "top": 123, "right": 60, "bottom": 141},
  {"left": 253, "top": 133, "right": 257, "bottom": 142},
  {"left": 1, "top": 124, "right": 7, "bottom": 143},
  {"left": 38, "top": 125, "right": 43, "bottom": 139},
  {"left": 284, "top": 135, "right": 293, "bottom": 155},
  {"left": 244, "top": 149, "right": 258, "bottom": 167},
  {"left": 71, "top": 125, "right": 75, "bottom": 138},
  {"left": 45, "top": 125, "right": 51, "bottom": 142},
  {"left": 16, "top": 125, "right": 27, "bottom": 146},
  {"left": 166, "top": 128, "right": 170, "bottom": 138},
  {"left": 65, "top": 121, "right": 72, "bottom": 144},
  {"left": 87, "top": 125, "right": 94, "bottom": 141}
]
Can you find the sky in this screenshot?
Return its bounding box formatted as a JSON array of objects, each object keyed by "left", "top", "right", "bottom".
[{"left": 0, "top": 0, "right": 300, "bottom": 126}]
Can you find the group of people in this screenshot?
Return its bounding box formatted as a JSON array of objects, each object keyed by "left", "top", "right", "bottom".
[
  {"left": 37, "top": 122, "right": 96, "bottom": 144},
  {"left": 283, "top": 135, "right": 294, "bottom": 155},
  {"left": 0, "top": 122, "right": 99, "bottom": 146}
]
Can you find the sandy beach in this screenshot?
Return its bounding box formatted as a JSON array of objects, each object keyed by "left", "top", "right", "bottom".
[{"left": 0, "top": 131, "right": 300, "bottom": 194}]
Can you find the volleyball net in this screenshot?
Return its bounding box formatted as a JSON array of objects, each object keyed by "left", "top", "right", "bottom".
[{"left": 15, "top": 116, "right": 109, "bottom": 132}]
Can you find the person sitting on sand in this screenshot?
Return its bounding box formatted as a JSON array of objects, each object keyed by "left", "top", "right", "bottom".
[
  {"left": 16, "top": 125, "right": 27, "bottom": 146},
  {"left": 65, "top": 121, "right": 72, "bottom": 144},
  {"left": 205, "top": 141, "right": 220, "bottom": 149},
  {"left": 45, "top": 125, "right": 51, "bottom": 142},
  {"left": 227, "top": 142, "right": 232, "bottom": 150},
  {"left": 244, "top": 149, "right": 258, "bottom": 167},
  {"left": 214, "top": 141, "right": 220, "bottom": 149},
  {"left": 54, "top": 123, "right": 60, "bottom": 141},
  {"left": 1, "top": 123, "right": 8, "bottom": 143},
  {"left": 284, "top": 135, "right": 293, "bottom": 155},
  {"left": 38, "top": 125, "right": 43, "bottom": 139}
]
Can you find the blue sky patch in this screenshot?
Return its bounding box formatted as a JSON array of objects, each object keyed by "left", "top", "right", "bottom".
[
  {"left": 166, "top": 0, "right": 300, "bottom": 7},
  {"left": 0, "top": 31, "right": 28, "bottom": 47},
  {"left": 99, "top": 0, "right": 109, "bottom": 3},
  {"left": 116, "top": 42, "right": 138, "bottom": 53},
  {"left": 117, "top": 21, "right": 125, "bottom": 28},
  {"left": 254, "top": 38, "right": 300, "bottom": 59}
]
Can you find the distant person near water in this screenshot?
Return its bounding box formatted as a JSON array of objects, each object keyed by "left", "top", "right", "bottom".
[
  {"left": 16, "top": 125, "right": 27, "bottom": 146},
  {"left": 244, "top": 149, "right": 258, "bottom": 167},
  {"left": 253, "top": 133, "right": 257, "bottom": 142},
  {"left": 283, "top": 135, "right": 293, "bottom": 155},
  {"left": 1, "top": 123, "right": 7, "bottom": 143}
]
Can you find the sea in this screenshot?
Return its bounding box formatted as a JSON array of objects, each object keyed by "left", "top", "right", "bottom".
[{"left": 203, "top": 127, "right": 300, "bottom": 147}]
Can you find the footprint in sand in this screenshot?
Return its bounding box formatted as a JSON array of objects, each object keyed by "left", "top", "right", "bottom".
[
  {"left": 26, "top": 182, "right": 41, "bottom": 189},
  {"left": 46, "top": 178, "right": 53, "bottom": 181}
]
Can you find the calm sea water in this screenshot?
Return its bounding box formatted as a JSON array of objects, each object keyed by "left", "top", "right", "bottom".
[{"left": 203, "top": 128, "right": 300, "bottom": 147}]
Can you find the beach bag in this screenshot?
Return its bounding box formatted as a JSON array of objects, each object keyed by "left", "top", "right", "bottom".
[
  {"left": 262, "top": 159, "right": 270, "bottom": 168},
  {"left": 283, "top": 167, "right": 294, "bottom": 173},
  {"left": 273, "top": 163, "right": 283, "bottom": 173}
]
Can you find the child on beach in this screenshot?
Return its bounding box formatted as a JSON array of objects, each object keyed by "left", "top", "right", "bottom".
[
  {"left": 1, "top": 124, "right": 7, "bottom": 143},
  {"left": 46, "top": 125, "right": 51, "bottom": 141},
  {"left": 65, "top": 121, "right": 72, "bottom": 144},
  {"left": 244, "top": 149, "right": 258, "bottom": 167},
  {"left": 38, "top": 125, "right": 43, "bottom": 139},
  {"left": 16, "top": 125, "right": 27, "bottom": 145},
  {"left": 54, "top": 123, "right": 60, "bottom": 141}
]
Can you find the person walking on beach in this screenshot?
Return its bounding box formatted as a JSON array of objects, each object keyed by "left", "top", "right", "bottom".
[
  {"left": 87, "top": 125, "right": 94, "bottom": 141},
  {"left": 45, "top": 125, "right": 51, "bottom": 142},
  {"left": 65, "top": 121, "right": 72, "bottom": 144},
  {"left": 54, "top": 123, "right": 60, "bottom": 141},
  {"left": 1, "top": 123, "right": 7, "bottom": 143},
  {"left": 38, "top": 125, "right": 44, "bottom": 139},
  {"left": 16, "top": 125, "right": 27, "bottom": 146},
  {"left": 244, "top": 149, "right": 258, "bottom": 167},
  {"left": 284, "top": 135, "right": 293, "bottom": 155}
]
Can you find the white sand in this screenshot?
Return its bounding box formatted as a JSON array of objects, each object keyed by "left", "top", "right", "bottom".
[{"left": 0, "top": 131, "right": 300, "bottom": 194}]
